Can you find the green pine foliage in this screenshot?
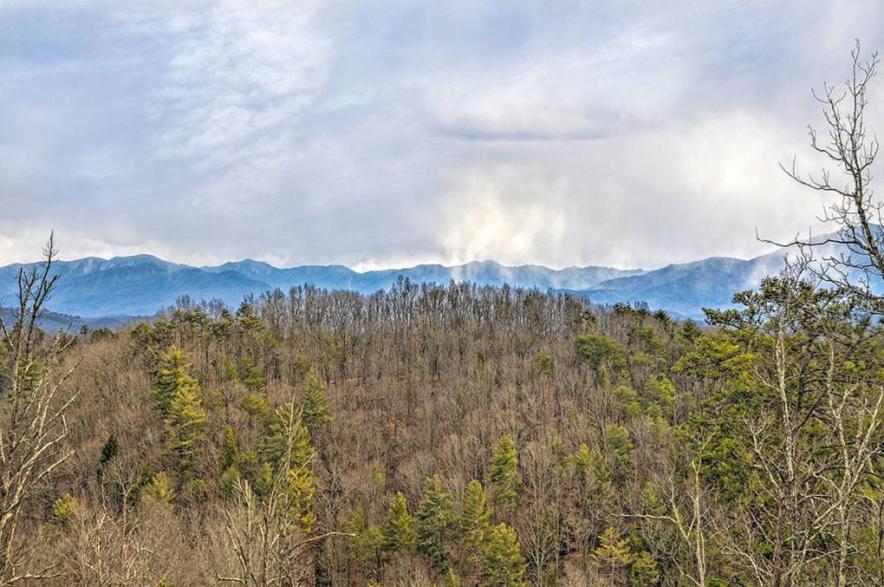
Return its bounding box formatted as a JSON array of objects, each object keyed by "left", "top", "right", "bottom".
[
  {"left": 152, "top": 346, "right": 197, "bottom": 414},
  {"left": 143, "top": 472, "right": 175, "bottom": 506},
  {"left": 50, "top": 494, "right": 77, "bottom": 527},
  {"left": 460, "top": 479, "right": 491, "bottom": 552},
  {"left": 593, "top": 527, "right": 632, "bottom": 580},
  {"left": 415, "top": 474, "right": 455, "bottom": 572},
  {"left": 164, "top": 376, "right": 207, "bottom": 473},
  {"left": 237, "top": 357, "right": 266, "bottom": 390},
  {"left": 575, "top": 334, "right": 627, "bottom": 379},
  {"left": 261, "top": 402, "right": 317, "bottom": 531},
  {"left": 300, "top": 369, "right": 330, "bottom": 433},
  {"left": 151, "top": 347, "right": 206, "bottom": 474},
  {"left": 630, "top": 551, "right": 661, "bottom": 587},
  {"left": 603, "top": 424, "right": 634, "bottom": 486},
  {"left": 382, "top": 492, "right": 416, "bottom": 552},
  {"left": 532, "top": 351, "right": 553, "bottom": 376},
  {"left": 220, "top": 425, "right": 238, "bottom": 472},
  {"left": 489, "top": 435, "right": 520, "bottom": 516},
  {"left": 481, "top": 523, "right": 527, "bottom": 586}
]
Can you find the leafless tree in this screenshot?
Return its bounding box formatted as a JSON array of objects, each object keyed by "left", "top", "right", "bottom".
[
  {"left": 625, "top": 438, "right": 711, "bottom": 587},
  {"left": 219, "top": 401, "right": 352, "bottom": 586},
  {"left": 0, "top": 233, "right": 80, "bottom": 583},
  {"left": 775, "top": 41, "right": 883, "bottom": 303}
]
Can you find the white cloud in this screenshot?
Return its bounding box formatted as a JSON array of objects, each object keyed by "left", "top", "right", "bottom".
[
  {"left": 0, "top": 0, "right": 882, "bottom": 269},
  {"left": 436, "top": 166, "right": 569, "bottom": 267},
  {"left": 141, "top": 0, "right": 332, "bottom": 165}
]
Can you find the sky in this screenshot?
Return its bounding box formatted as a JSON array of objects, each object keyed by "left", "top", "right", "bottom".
[{"left": 1, "top": 0, "right": 883, "bottom": 270}]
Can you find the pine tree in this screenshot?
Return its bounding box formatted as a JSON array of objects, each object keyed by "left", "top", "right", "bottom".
[
  {"left": 301, "top": 369, "right": 330, "bottom": 434},
  {"left": 630, "top": 551, "right": 660, "bottom": 587},
  {"left": 481, "top": 523, "right": 527, "bottom": 586},
  {"left": 97, "top": 434, "right": 119, "bottom": 478},
  {"left": 382, "top": 491, "right": 416, "bottom": 552},
  {"left": 164, "top": 373, "right": 207, "bottom": 474},
  {"left": 593, "top": 527, "right": 632, "bottom": 582},
  {"left": 344, "top": 508, "right": 385, "bottom": 578},
  {"left": 220, "top": 425, "right": 238, "bottom": 471},
  {"left": 261, "top": 402, "right": 317, "bottom": 531},
  {"left": 489, "top": 435, "right": 520, "bottom": 516},
  {"left": 143, "top": 472, "right": 175, "bottom": 506},
  {"left": 238, "top": 357, "right": 265, "bottom": 390},
  {"left": 50, "top": 493, "right": 77, "bottom": 528},
  {"left": 151, "top": 348, "right": 207, "bottom": 474},
  {"left": 416, "top": 474, "right": 454, "bottom": 572},
  {"left": 604, "top": 425, "right": 634, "bottom": 486},
  {"left": 460, "top": 479, "right": 491, "bottom": 553},
  {"left": 152, "top": 346, "right": 198, "bottom": 414}
]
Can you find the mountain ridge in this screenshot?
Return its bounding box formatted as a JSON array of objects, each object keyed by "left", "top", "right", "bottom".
[
  {"left": 0, "top": 256, "right": 643, "bottom": 318},
  {"left": 2, "top": 240, "right": 865, "bottom": 321}
]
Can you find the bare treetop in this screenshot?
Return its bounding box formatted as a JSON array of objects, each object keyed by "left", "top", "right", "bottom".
[{"left": 775, "top": 41, "right": 883, "bottom": 302}]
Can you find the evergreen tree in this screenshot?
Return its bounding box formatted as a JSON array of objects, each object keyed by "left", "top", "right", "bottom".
[
  {"left": 96, "top": 434, "right": 119, "bottom": 478},
  {"left": 382, "top": 491, "right": 416, "bottom": 552},
  {"left": 152, "top": 346, "right": 197, "bottom": 414},
  {"left": 164, "top": 372, "right": 207, "bottom": 474},
  {"left": 50, "top": 493, "right": 77, "bottom": 528},
  {"left": 575, "top": 334, "right": 627, "bottom": 380},
  {"left": 630, "top": 551, "right": 660, "bottom": 587},
  {"left": 604, "top": 424, "right": 634, "bottom": 486},
  {"left": 460, "top": 479, "right": 491, "bottom": 553},
  {"left": 261, "top": 402, "right": 317, "bottom": 531},
  {"left": 416, "top": 474, "right": 454, "bottom": 572},
  {"left": 151, "top": 347, "right": 206, "bottom": 473},
  {"left": 481, "top": 523, "right": 527, "bottom": 586},
  {"left": 220, "top": 425, "right": 238, "bottom": 471},
  {"left": 489, "top": 435, "right": 520, "bottom": 516},
  {"left": 238, "top": 357, "right": 265, "bottom": 390},
  {"left": 344, "top": 508, "right": 385, "bottom": 580},
  {"left": 143, "top": 472, "right": 175, "bottom": 506},
  {"left": 301, "top": 369, "right": 330, "bottom": 434},
  {"left": 593, "top": 527, "right": 632, "bottom": 583}
]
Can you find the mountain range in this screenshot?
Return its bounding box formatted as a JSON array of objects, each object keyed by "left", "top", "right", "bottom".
[{"left": 0, "top": 244, "right": 820, "bottom": 324}]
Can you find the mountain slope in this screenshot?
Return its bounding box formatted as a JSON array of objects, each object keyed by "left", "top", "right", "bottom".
[
  {"left": 0, "top": 256, "right": 640, "bottom": 318},
  {"left": 576, "top": 250, "right": 788, "bottom": 318},
  {"left": 6, "top": 236, "right": 870, "bottom": 322},
  {"left": 0, "top": 255, "right": 271, "bottom": 317}
]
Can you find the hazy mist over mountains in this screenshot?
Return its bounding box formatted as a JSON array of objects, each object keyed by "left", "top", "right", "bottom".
[{"left": 0, "top": 244, "right": 799, "bottom": 323}]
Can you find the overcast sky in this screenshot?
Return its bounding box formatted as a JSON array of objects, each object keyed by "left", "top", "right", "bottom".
[{"left": 1, "top": 1, "right": 883, "bottom": 269}]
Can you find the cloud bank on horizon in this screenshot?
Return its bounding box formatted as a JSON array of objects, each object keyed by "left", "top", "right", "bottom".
[{"left": 1, "top": 0, "right": 882, "bottom": 270}]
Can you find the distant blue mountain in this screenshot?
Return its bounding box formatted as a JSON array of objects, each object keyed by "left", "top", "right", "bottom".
[
  {"left": 0, "top": 256, "right": 641, "bottom": 318},
  {"left": 2, "top": 237, "right": 870, "bottom": 322},
  {"left": 575, "top": 251, "right": 786, "bottom": 318}
]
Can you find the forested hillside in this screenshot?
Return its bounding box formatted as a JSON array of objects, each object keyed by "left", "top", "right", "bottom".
[
  {"left": 1, "top": 34, "right": 883, "bottom": 587},
  {"left": 0, "top": 257, "right": 881, "bottom": 584}
]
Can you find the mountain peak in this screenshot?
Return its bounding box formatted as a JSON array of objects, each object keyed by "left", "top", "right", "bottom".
[{"left": 3, "top": 234, "right": 866, "bottom": 321}]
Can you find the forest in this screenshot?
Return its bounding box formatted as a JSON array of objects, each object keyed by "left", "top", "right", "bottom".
[
  {"left": 1, "top": 43, "right": 883, "bottom": 587},
  {"left": 0, "top": 250, "right": 881, "bottom": 585}
]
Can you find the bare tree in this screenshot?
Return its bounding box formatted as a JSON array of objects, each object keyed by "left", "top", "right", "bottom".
[
  {"left": 776, "top": 41, "right": 883, "bottom": 302},
  {"left": 219, "top": 401, "right": 352, "bottom": 585},
  {"left": 625, "top": 441, "right": 710, "bottom": 587},
  {"left": 0, "top": 233, "right": 80, "bottom": 583}
]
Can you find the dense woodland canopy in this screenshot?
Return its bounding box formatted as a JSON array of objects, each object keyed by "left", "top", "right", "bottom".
[
  {"left": 0, "top": 262, "right": 881, "bottom": 585},
  {"left": 1, "top": 45, "right": 883, "bottom": 587}
]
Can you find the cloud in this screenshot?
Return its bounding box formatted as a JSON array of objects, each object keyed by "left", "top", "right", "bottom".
[
  {"left": 142, "top": 0, "right": 332, "bottom": 165},
  {"left": 0, "top": 1, "right": 882, "bottom": 269},
  {"left": 435, "top": 166, "right": 569, "bottom": 266}
]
